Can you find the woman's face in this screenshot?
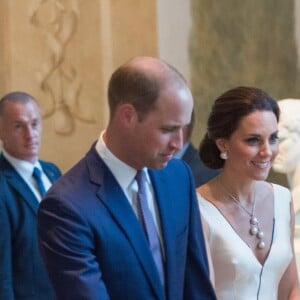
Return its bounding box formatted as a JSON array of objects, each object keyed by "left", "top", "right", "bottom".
[
  {"left": 217, "top": 110, "right": 279, "bottom": 181},
  {"left": 273, "top": 121, "right": 300, "bottom": 174}
]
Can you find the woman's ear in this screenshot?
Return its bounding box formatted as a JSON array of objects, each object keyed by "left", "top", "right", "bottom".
[{"left": 215, "top": 138, "right": 228, "bottom": 153}]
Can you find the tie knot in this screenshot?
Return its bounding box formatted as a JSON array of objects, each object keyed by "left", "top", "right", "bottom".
[
  {"left": 135, "top": 169, "right": 147, "bottom": 187},
  {"left": 33, "top": 167, "right": 42, "bottom": 179}
]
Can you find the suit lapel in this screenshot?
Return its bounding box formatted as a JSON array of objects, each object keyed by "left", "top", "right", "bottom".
[
  {"left": 1, "top": 157, "right": 39, "bottom": 213},
  {"left": 149, "top": 169, "right": 179, "bottom": 297},
  {"left": 86, "top": 150, "right": 164, "bottom": 299}
]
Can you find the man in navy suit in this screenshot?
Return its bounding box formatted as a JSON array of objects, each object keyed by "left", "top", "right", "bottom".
[
  {"left": 0, "top": 91, "right": 61, "bottom": 299},
  {"left": 37, "top": 56, "right": 216, "bottom": 300}
]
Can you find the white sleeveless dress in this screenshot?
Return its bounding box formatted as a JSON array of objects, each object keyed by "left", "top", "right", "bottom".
[{"left": 198, "top": 184, "right": 293, "bottom": 300}]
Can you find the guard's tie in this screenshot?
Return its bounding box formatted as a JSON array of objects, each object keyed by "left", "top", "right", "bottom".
[
  {"left": 135, "top": 169, "right": 165, "bottom": 286},
  {"left": 32, "top": 167, "right": 46, "bottom": 197}
]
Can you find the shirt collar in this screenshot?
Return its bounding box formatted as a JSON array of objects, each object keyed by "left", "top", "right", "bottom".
[
  {"left": 95, "top": 131, "right": 146, "bottom": 190},
  {"left": 2, "top": 149, "right": 41, "bottom": 178}
]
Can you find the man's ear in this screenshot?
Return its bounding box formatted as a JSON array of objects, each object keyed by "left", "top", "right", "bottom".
[{"left": 117, "top": 103, "right": 138, "bottom": 127}]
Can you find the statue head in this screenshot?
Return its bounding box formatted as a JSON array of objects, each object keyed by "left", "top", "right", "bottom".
[{"left": 273, "top": 99, "right": 300, "bottom": 175}]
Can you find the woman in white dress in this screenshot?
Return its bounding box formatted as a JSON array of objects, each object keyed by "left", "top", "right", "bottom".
[{"left": 197, "top": 86, "right": 300, "bottom": 299}]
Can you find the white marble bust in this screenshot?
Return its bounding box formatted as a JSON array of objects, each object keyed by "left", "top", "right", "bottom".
[{"left": 273, "top": 99, "right": 300, "bottom": 214}]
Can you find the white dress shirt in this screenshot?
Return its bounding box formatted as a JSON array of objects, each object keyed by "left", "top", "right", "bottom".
[{"left": 2, "top": 149, "right": 52, "bottom": 202}]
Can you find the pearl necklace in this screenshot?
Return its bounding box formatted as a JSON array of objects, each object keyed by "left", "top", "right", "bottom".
[{"left": 219, "top": 180, "right": 265, "bottom": 250}]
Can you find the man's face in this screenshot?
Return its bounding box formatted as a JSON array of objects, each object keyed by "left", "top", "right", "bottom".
[
  {"left": 0, "top": 100, "right": 42, "bottom": 163},
  {"left": 123, "top": 83, "right": 193, "bottom": 170}
]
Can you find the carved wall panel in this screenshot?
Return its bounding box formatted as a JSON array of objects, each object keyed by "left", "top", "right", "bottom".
[{"left": 0, "top": 0, "right": 157, "bottom": 171}]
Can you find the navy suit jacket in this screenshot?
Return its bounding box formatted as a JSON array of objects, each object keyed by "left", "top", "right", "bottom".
[
  {"left": 37, "top": 144, "right": 216, "bottom": 300},
  {"left": 0, "top": 154, "right": 61, "bottom": 300},
  {"left": 182, "top": 143, "right": 220, "bottom": 187}
]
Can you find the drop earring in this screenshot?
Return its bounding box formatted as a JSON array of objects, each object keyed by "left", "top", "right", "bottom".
[{"left": 220, "top": 151, "right": 228, "bottom": 160}]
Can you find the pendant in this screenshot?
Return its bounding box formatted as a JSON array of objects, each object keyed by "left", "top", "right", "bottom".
[
  {"left": 258, "top": 240, "right": 265, "bottom": 249},
  {"left": 250, "top": 216, "right": 258, "bottom": 225},
  {"left": 250, "top": 226, "right": 258, "bottom": 235},
  {"left": 257, "top": 230, "right": 264, "bottom": 239},
  {"left": 249, "top": 216, "right": 265, "bottom": 250},
  {"left": 220, "top": 180, "right": 266, "bottom": 251}
]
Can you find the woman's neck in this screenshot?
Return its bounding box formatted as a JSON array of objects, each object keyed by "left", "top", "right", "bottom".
[{"left": 217, "top": 172, "right": 256, "bottom": 202}]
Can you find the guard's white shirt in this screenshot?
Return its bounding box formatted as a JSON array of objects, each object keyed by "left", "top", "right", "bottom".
[{"left": 2, "top": 149, "right": 52, "bottom": 202}]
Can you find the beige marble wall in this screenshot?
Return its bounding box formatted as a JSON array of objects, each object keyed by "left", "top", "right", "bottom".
[{"left": 0, "top": 0, "right": 157, "bottom": 172}]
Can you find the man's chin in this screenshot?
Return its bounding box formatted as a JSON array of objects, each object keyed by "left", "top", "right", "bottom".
[{"left": 23, "top": 153, "right": 39, "bottom": 163}]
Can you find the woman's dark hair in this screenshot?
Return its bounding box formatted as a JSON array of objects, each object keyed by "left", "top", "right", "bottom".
[{"left": 199, "top": 86, "right": 280, "bottom": 169}]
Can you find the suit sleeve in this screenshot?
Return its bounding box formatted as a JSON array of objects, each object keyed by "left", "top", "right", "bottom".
[
  {"left": 0, "top": 178, "right": 14, "bottom": 300},
  {"left": 37, "top": 196, "right": 110, "bottom": 300},
  {"left": 183, "top": 165, "right": 217, "bottom": 300}
]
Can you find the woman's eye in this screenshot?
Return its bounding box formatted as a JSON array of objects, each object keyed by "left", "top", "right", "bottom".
[
  {"left": 270, "top": 134, "right": 279, "bottom": 144},
  {"left": 246, "top": 137, "right": 259, "bottom": 145}
]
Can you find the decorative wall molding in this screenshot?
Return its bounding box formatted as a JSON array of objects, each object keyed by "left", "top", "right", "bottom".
[{"left": 30, "top": 0, "right": 95, "bottom": 135}]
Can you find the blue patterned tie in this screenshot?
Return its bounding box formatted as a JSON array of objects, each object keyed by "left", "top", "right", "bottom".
[
  {"left": 32, "top": 167, "right": 46, "bottom": 197},
  {"left": 135, "top": 169, "right": 164, "bottom": 286}
]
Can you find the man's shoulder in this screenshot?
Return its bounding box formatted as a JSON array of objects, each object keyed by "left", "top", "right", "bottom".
[
  {"left": 40, "top": 160, "right": 62, "bottom": 178},
  {"left": 45, "top": 149, "right": 101, "bottom": 194},
  {"left": 39, "top": 159, "right": 59, "bottom": 169}
]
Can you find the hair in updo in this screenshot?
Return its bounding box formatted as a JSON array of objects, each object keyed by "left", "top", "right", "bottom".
[{"left": 199, "top": 86, "right": 279, "bottom": 169}]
